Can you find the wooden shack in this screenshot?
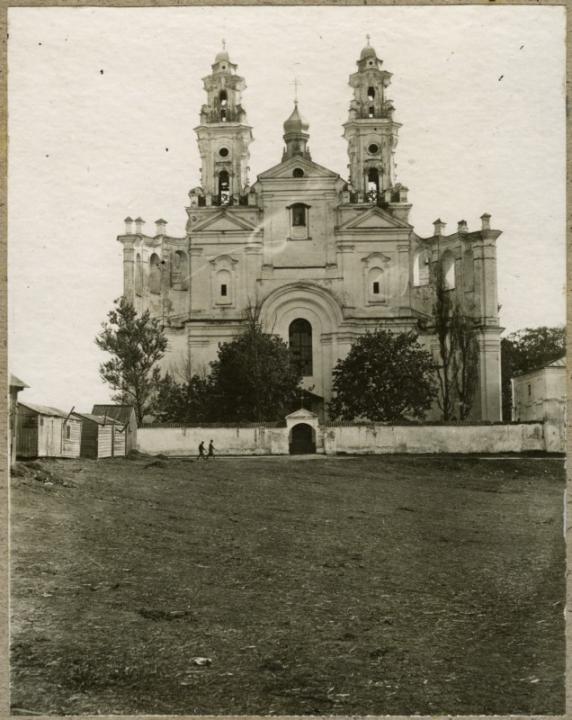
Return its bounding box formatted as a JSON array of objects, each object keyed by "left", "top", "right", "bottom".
[
  {"left": 17, "top": 402, "right": 82, "bottom": 459},
  {"left": 91, "top": 404, "right": 137, "bottom": 452},
  {"left": 75, "top": 413, "right": 126, "bottom": 459},
  {"left": 10, "top": 375, "right": 28, "bottom": 466}
]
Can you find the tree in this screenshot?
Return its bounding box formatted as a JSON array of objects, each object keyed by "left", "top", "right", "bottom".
[
  {"left": 432, "top": 260, "right": 455, "bottom": 421},
  {"left": 501, "top": 326, "right": 565, "bottom": 421},
  {"left": 154, "top": 363, "right": 213, "bottom": 424},
  {"left": 95, "top": 297, "right": 167, "bottom": 424},
  {"left": 450, "top": 304, "right": 480, "bottom": 421},
  {"left": 207, "top": 315, "right": 302, "bottom": 422},
  {"left": 329, "top": 329, "right": 437, "bottom": 422},
  {"left": 432, "top": 260, "right": 480, "bottom": 421}
]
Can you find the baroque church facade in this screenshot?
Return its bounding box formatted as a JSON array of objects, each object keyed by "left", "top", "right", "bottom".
[{"left": 118, "top": 43, "right": 502, "bottom": 421}]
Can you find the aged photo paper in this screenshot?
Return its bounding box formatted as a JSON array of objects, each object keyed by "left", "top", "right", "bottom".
[{"left": 2, "top": 3, "right": 568, "bottom": 718}]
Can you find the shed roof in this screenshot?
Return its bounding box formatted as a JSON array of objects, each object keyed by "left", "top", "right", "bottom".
[
  {"left": 91, "top": 404, "right": 135, "bottom": 424},
  {"left": 19, "top": 401, "right": 71, "bottom": 419},
  {"left": 10, "top": 374, "right": 29, "bottom": 389},
  {"left": 74, "top": 412, "right": 123, "bottom": 426},
  {"left": 547, "top": 357, "right": 566, "bottom": 368}
]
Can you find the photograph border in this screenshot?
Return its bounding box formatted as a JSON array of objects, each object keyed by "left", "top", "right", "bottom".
[{"left": 0, "top": 1, "right": 569, "bottom": 719}]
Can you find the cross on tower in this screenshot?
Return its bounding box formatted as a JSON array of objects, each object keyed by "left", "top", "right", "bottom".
[
  {"left": 366, "top": 33, "right": 371, "bottom": 46},
  {"left": 291, "top": 77, "right": 301, "bottom": 103},
  {"left": 222, "top": 38, "right": 226, "bottom": 50}
]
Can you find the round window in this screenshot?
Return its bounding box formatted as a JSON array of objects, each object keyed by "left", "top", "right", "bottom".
[
  {"left": 219, "top": 147, "right": 229, "bottom": 157},
  {"left": 293, "top": 168, "right": 304, "bottom": 178},
  {"left": 368, "top": 143, "right": 379, "bottom": 155}
]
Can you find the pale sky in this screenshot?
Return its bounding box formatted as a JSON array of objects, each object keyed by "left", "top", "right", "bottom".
[{"left": 8, "top": 6, "right": 566, "bottom": 410}]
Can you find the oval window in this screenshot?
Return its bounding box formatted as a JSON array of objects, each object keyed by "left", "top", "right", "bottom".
[
  {"left": 293, "top": 168, "right": 304, "bottom": 178},
  {"left": 219, "top": 147, "right": 229, "bottom": 157},
  {"left": 368, "top": 143, "right": 379, "bottom": 154}
]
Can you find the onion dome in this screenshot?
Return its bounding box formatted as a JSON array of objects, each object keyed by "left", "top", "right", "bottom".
[
  {"left": 215, "top": 49, "right": 230, "bottom": 64},
  {"left": 283, "top": 102, "right": 310, "bottom": 134},
  {"left": 360, "top": 44, "right": 377, "bottom": 61}
]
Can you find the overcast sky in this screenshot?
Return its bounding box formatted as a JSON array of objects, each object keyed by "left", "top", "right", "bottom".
[{"left": 8, "top": 5, "right": 566, "bottom": 410}]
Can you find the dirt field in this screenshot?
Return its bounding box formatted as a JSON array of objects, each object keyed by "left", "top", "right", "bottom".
[{"left": 10, "top": 454, "right": 565, "bottom": 715}]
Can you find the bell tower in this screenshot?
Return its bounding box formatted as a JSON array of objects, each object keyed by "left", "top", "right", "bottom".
[
  {"left": 343, "top": 39, "right": 401, "bottom": 200},
  {"left": 194, "top": 43, "right": 253, "bottom": 203}
]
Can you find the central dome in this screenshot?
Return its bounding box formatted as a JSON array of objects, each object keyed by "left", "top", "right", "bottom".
[
  {"left": 215, "top": 49, "right": 230, "bottom": 63},
  {"left": 360, "top": 45, "right": 377, "bottom": 60},
  {"left": 283, "top": 102, "right": 310, "bottom": 134}
]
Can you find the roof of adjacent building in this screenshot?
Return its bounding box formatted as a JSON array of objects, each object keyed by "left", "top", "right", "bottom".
[
  {"left": 513, "top": 355, "right": 566, "bottom": 379},
  {"left": 74, "top": 412, "right": 123, "bottom": 426},
  {"left": 91, "top": 404, "right": 135, "bottom": 424},
  {"left": 19, "top": 401, "right": 72, "bottom": 419},
  {"left": 10, "top": 374, "right": 29, "bottom": 389}
]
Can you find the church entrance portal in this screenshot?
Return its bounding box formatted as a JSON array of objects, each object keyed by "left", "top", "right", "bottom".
[{"left": 290, "top": 423, "right": 316, "bottom": 454}]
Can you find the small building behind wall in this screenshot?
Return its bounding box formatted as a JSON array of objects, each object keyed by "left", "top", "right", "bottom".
[
  {"left": 17, "top": 402, "right": 82, "bottom": 459},
  {"left": 75, "top": 413, "right": 126, "bottom": 458},
  {"left": 511, "top": 357, "right": 566, "bottom": 423},
  {"left": 10, "top": 375, "right": 28, "bottom": 466},
  {"left": 92, "top": 404, "right": 137, "bottom": 452}
]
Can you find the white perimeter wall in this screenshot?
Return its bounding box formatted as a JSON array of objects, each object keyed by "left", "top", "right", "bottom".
[{"left": 138, "top": 421, "right": 559, "bottom": 456}]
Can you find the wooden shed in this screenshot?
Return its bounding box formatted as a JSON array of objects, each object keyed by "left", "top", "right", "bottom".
[
  {"left": 91, "top": 404, "right": 137, "bottom": 453},
  {"left": 10, "top": 375, "right": 28, "bottom": 466},
  {"left": 17, "top": 402, "right": 82, "bottom": 459},
  {"left": 75, "top": 413, "right": 126, "bottom": 459}
]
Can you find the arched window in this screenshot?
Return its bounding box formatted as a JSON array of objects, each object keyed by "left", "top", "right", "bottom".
[
  {"left": 442, "top": 251, "right": 456, "bottom": 290},
  {"left": 135, "top": 253, "right": 143, "bottom": 296},
  {"left": 463, "top": 248, "right": 474, "bottom": 290},
  {"left": 367, "top": 168, "right": 379, "bottom": 199},
  {"left": 220, "top": 108, "right": 227, "bottom": 122},
  {"left": 289, "top": 318, "right": 313, "bottom": 376},
  {"left": 368, "top": 106, "right": 375, "bottom": 118},
  {"left": 219, "top": 170, "right": 230, "bottom": 204},
  {"left": 367, "top": 86, "right": 375, "bottom": 101},
  {"left": 149, "top": 253, "right": 161, "bottom": 294},
  {"left": 219, "top": 90, "right": 228, "bottom": 107},
  {"left": 293, "top": 167, "right": 304, "bottom": 178},
  {"left": 171, "top": 250, "right": 188, "bottom": 290},
  {"left": 368, "top": 267, "right": 385, "bottom": 300},
  {"left": 413, "top": 250, "right": 430, "bottom": 286}
]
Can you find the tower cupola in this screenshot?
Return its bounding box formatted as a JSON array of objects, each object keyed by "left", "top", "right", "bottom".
[
  {"left": 343, "top": 39, "right": 403, "bottom": 203},
  {"left": 282, "top": 102, "right": 311, "bottom": 161},
  {"left": 194, "top": 44, "right": 253, "bottom": 203}
]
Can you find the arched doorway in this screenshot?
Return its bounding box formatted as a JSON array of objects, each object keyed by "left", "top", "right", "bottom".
[{"left": 290, "top": 423, "right": 316, "bottom": 455}]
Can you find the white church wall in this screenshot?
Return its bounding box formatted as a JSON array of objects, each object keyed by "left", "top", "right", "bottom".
[{"left": 138, "top": 421, "right": 555, "bottom": 456}]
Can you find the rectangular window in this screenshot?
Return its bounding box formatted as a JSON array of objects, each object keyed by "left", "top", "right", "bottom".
[
  {"left": 292, "top": 205, "right": 306, "bottom": 227},
  {"left": 373, "top": 281, "right": 380, "bottom": 295},
  {"left": 527, "top": 384, "right": 531, "bottom": 397},
  {"left": 220, "top": 284, "right": 227, "bottom": 297},
  {"left": 66, "top": 425, "right": 71, "bottom": 439}
]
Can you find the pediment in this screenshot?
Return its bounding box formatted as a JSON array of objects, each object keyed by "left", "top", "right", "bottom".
[
  {"left": 339, "top": 206, "right": 411, "bottom": 231},
  {"left": 192, "top": 210, "right": 259, "bottom": 233},
  {"left": 286, "top": 408, "right": 318, "bottom": 420},
  {"left": 257, "top": 156, "right": 340, "bottom": 181}
]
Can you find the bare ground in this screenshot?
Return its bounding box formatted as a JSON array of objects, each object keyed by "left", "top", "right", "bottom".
[{"left": 10, "top": 454, "right": 565, "bottom": 715}]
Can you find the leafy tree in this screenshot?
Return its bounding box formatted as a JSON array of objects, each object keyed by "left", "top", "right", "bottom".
[
  {"left": 208, "top": 316, "right": 302, "bottom": 422},
  {"left": 432, "top": 261, "right": 480, "bottom": 421},
  {"left": 501, "top": 326, "right": 565, "bottom": 421},
  {"left": 154, "top": 363, "right": 213, "bottom": 424},
  {"left": 95, "top": 297, "right": 167, "bottom": 424},
  {"left": 329, "top": 329, "right": 437, "bottom": 422}
]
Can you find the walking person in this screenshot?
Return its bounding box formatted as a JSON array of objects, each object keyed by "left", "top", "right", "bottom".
[
  {"left": 207, "top": 439, "right": 215, "bottom": 460},
  {"left": 198, "top": 440, "right": 206, "bottom": 460}
]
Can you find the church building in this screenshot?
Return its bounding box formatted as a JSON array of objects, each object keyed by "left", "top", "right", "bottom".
[{"left": 118, "top": 42, "right": 502, "bottom": 421}]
